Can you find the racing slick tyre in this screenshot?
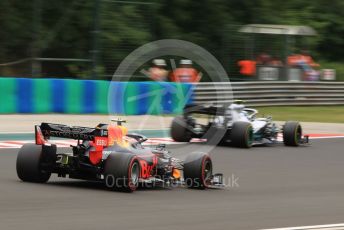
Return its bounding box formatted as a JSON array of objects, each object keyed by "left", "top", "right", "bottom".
[
  {"left": 283, "top": 121, "right": 302, "bottom": 146},
  {"left": 16, "top": 143, "right": 56, "bottom": 183},
  {"left": 171, "top": 116, "right": 192, "bottom": 142},
  {"left": 184, "top": 152, "right": 212, "bottom": 189},
  {"left": 230, "top": 121, "right": 253, "bottom": 148},
  {"left": 104, "top": 153, "right": 140, "bottom": 192}
]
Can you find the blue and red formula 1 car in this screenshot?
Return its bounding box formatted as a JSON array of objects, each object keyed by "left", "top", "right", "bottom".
[{"left": 16, "top": 120, "right": 223, "bottom": 192}]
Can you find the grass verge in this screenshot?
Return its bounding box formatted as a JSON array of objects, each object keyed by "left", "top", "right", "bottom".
[{"left": 255, "top": 106, "right": 344, "bottom": 123}]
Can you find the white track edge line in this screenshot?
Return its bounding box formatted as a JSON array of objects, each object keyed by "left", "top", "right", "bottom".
[{"left": 260, "top": 223, "right": 344, "bottom": 230}]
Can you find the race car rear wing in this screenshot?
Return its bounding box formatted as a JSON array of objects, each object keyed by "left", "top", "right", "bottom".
[
  {"left": 35, "top": 123, "right": 108, "bottom": 145},
  {"left": 184, "top": 104, "right": 226, "bottom": 116}
]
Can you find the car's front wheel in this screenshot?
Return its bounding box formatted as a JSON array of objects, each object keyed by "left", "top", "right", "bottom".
[
  {"left": 283, "top": 121, "right": 302, "bottom": 146},
  {"left": 184, "top": 152, "right": 212, "bottom": 189}
]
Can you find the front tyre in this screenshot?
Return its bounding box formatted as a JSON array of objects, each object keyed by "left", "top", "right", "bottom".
[
  {"left": 16, "top": 144, "right": 54, "bottom": 183},
  {"left": 104, "top": 153, "right": 140, "bottom": 192},
  {"left": 283, "top": 121, "right": 302, "bottom": 146},
  {"left": 184, "top": 152, "right": 212, "bottom": 189}
]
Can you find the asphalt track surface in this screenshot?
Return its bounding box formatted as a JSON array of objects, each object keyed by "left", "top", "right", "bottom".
[{"left": 0, "top": 138, "right": 344, "bottom": 230}]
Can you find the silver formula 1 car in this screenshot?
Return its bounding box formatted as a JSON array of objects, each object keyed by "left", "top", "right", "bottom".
[{"left": 171, "top": 101, "right": 309, "bottom": 148}]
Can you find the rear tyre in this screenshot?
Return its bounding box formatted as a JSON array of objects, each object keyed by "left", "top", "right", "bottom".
[
  {"left": 16, "top": 143, "right": 54, "bottom": 183},
  {"left": 171, "top": 116, "right": 192, "bottom": 142},
  {"left": 104, "top": 153, "right": 140, "bottom": 192},
  {"left": 184, "top": 152, "right": 212, "bottom": 189},
  {"left": 230, "top": 121, "right": 253, "bottom": 148},
  {"left": 283, "top": 121, "right": 302, "bottom": 146}
]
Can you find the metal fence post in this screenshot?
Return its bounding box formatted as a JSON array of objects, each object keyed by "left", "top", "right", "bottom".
[
  {"left": 31, "top": 0, "right": 42, "bottom": 78},
  {"left": 91, "top": 0, "right": 101, "bottom": 79}
]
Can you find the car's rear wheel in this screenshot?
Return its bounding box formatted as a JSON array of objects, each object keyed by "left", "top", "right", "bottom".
[
  {"left": 16, "top": 143, "right": 55, "bottom": 183},
  {"left": 283, "top": 121, "right": 302, "bottom": 146},
  {"left": 104, "top": 153, "right": 140, "bottom": 192},
  {"left": 184, "top": 152, "right": 212, "bottom": 189},
  {"left": 171, "top": 116, "right": 192, "bottom": 142},
  {"left": 230, "top": 121, "right": 253, "bottom": 148}
]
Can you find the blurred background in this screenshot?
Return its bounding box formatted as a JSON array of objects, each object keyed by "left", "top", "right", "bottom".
[{"left": 0, "top": 0, "right": 343, "bottom": 81}]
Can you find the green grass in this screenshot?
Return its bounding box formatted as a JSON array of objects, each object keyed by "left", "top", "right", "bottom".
[{"left": 256, "top": 106, "right": 344, "bottom": 123}]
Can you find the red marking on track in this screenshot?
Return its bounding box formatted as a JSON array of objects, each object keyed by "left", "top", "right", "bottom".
[
  {"left": 4, "top": 141, "right": 28, "bottom": 145},
  {"left": 306, "top": 133, "right": 344, "bottom": 137},
  {"left": 149, "top": 137, "right": 174, "bottom": 141},
  {"left": 190, "top": 138, "right": 207, "bottom": 142},
  {"left": 0, "top": 134, "right": 343, "bottom": 149}
]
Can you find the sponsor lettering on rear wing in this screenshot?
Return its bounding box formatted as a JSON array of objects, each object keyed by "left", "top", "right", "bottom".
[{"left": 35, "top": 122, "right": 108, "bottom": 145}]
